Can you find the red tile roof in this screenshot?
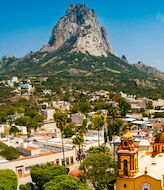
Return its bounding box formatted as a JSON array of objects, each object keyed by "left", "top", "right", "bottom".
[
  {"left": 18, "top": 152, "right": 53, "bottom": 160},
  {"left": 24, "top": 146, "right": 39, "bottom": 150}
]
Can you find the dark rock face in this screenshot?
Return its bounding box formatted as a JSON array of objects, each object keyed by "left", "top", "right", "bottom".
[{"left": 42, "top": 4, "right": 115, "bottom": 57}]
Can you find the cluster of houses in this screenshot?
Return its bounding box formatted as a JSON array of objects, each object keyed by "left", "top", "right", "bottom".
[
  {"left": 2, "top": 82, "right": 164, "bottom": 188},
  {"left": 4, "top": 76, "right": 33, "bottom": 92}
]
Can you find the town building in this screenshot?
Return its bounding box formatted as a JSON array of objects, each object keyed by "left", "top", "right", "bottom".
[
  {"left": 71, "top": 112, "right": 86, "bottom": 125},
  {"left": 116, "top": 129, "right": 164, "bottom": 190},
  {"left": 50, "top": 101, "right": 70, "bottom": 111},
  {"left": 0, "top": 138, "right": 76, "bottom": 185},
  {"left": 41, "top": 109, "right": 55, "bottom": 121},
  {"left": 18, "top": 82, "right": 33, "bottom": 92}
]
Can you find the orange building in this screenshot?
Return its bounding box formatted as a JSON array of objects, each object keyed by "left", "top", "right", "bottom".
[
  {"left": 117, "top": 130, "right": 139, "bottom": 177},
  {"left": 116, "top": 130, "right": 164, "bottom": 190},
  {"left": 152, "top": 128, "right": 164, "bottom": 157}
]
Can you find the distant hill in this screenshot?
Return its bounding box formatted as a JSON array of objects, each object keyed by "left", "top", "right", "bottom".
[
  {"left": 0, "top": 4, "right": 164, "bottom": 98},
  {"left": 0, "top": 56, "right": 18, "bottom": 69},
  {"left": 134, "top": 61, "right": 164, "bottom": 80}
]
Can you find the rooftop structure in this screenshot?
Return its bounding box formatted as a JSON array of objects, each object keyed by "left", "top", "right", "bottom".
[{"left": 116, "top": 129, "right": 164, "bottom": 190}]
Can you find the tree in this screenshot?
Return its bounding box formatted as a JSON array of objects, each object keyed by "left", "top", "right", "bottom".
[
  {"left": 108, "top": 105, "right": 118, "bottom": 162},
  {"left": 15, "top": 117, "right": 28, "bottom": 126},
  {"left": 0, "top": 142, "right": 8, "bottom": 151},
  {"left": 80, "top": 154, "right": 116, "bottom": 190},
  {"left": 92, "top": 113, "right": 104, "bottom": 146},
  {"left": 76, "top": 119, "right": 88, "bottom": 136},
  {"left": 0, "top": 111, "right": 7, "bottom": 124},
  {"left": 0, "top": 145, "right": 20, "bottom": 160},
  {"left": 70, "top": 104, "right": 79, "bottom": 114},
  {"left": 0, "top": 169, "right": 18, "bottom": 190},
  {"left": 108, "top": 119, "right": 124, "bottom": 162},
  {"left": 30, "top": 163, "right": 68, "bottom": 189},
  {"left": 113, "top": 119, "right": 124, "bottom": 135},
  {"left": 146, "top": 100, "right": 153, "bottom": 109},
  {"left": 43, "top": 175, "right": 90, "bottom": 190},
  {"left": 74, "top": 119, "right": 88, "bottom": 162},
  {"left": 64, "top": 122, "right": 75, "bottom": 138},
  {"left": 118, "top": 98, "right": 130, "bottom": 116},
  {"left": 20, "top": 183, "right": 34, "bottom": 190},
  {"left": 79, "top": 102, "right": 91, "bottom": 113},
  {"left": 19, "top": 185, "right": 28, "bottom": 190},
  {"left": 54, "top": 112, "right": 68, "bottom": 166},
  {"left": 15, "top": 115, "right": 42, "bottom": 132},
  {"left": 87, "top": 144, "right": 111, "bottom": 156},
  {"left": 9, "top": 126, "right": 20, "bottom": 136},
  {"left": 73, "top": 134, "right": 84, "bottom": 163}
]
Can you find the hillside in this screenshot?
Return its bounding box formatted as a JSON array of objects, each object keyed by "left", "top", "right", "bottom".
[
  {"left": 134, "top": 61, "right": 164, "bottom": 80},
  {"left": 0, "top": 4, "right": 164, "bottom": 98}
]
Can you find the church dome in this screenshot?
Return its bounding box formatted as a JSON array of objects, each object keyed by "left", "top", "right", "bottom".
[
  {"left": 122, "top": 130, "right": 133, "bottom": 140},
  {"left": 155, "top": 131, "right": 164, "bottom": 143}
]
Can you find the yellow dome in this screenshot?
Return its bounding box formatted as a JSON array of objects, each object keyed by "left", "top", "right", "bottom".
[{"left": 123, "top": 130, "right": 133, "bottom": 139}]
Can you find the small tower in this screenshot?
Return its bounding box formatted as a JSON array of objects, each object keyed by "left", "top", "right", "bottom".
[
  {"left": 152, "top": 125, "right": 164, "bottom": 157},
  {"left": 117, "top": 130, "right": 139, "bottom": 177}
]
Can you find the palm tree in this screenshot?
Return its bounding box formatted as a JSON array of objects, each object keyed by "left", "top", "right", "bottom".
[
  {"left": 74, "top": 119, "right": 88, "bottom": 161},
  {"left": 54, "top": 111, "right": 67, "bottom": 166},
  {"left": 9, "top": 126, "right": 20, "bottom": 137},
  {"left": 108, "top": 105, "right": 118, "bottom": 162},
  {"left": 72, "top": 134, "right": 84, "bottom": 163},
  {"left": 92, "top": 112, "right": 104, "bottom": 146}
]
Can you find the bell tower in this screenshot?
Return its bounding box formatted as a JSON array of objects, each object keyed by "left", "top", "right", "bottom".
[{"left": 117, "top": 130, "right": 138, "bottom": 177}]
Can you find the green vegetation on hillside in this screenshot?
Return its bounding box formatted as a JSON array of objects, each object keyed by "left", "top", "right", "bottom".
[{"left": 1, "top": 51, "right": 164, "bottom": 98}]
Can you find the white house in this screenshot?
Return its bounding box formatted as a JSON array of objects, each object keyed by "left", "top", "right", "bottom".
[{"left": 41, "top": 109, "right": 55, "bottom": 121}]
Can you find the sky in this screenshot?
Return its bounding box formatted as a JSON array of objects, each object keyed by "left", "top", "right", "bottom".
[{"left": 0, "top": 0, "right": 164, "bottom": 71}]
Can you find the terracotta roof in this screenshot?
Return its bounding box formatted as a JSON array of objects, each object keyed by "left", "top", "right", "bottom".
[
  {"left": 18, "top": 152, "right": 53, "bottom": 160},
  {"left": 0, "top": 140, "right": 8, "bottom": 142},
  {"left": 151, "top": 137, "right": 156, "bottom": 142},
  {"left": 24, "top": 146, "right": 39, "bottom": 150},
  {"left": 34, "top": 132, "right": 47, "bottom": 136}
]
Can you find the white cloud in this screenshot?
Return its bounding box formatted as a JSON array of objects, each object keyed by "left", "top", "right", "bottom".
[{"left": 156, "top": 12, "right": 164, "bottom": 23}]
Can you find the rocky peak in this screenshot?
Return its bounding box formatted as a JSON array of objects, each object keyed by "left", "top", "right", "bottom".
[
  {"left": 121, "top": 55, "right": 128, "bottom": 63},
  {"left": 41, "top": 4, "right": 115, "bottom": 57},
  {"left": 134, "top": 61, "right": 164, "bottom": 80},
  {"left": 0, "top": 56, "right": 18, "bottom": 68}
]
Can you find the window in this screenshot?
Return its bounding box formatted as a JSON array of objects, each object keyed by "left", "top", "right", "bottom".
[
  {"left": 124, "top": 184, "right": 126, "bottom": 188},
  {"left": 162, "top": 147, "right": 164, "bottom": 152},
  {"left": 124, "top": 141, "right": 128, "bottom": 147},
  {"left": 155, "top": 146, "right": 157, "bottom": 152},
  {"left": 66, "top": 158, "right": 69, "bottom": 166},
  {"left": 25, "top": 166, "right": 32, "bottom": 171},
  {"left": 135, "top": 158, "right": 137, "bottom": 169},
  {"left": 62, "top": 159, "right": 65, "bottom": 166},
  {"left": 56, "top": 159, "right": 59, "bottom": 164},
  {"left": 124, "top": 160, "right": 128, "bottom": 176},
  {"left": 141, "top": 183, "right": 150, "bottom": 190},
  {"left": 70, "top": 157, "right": 74, "bottom": 165}
]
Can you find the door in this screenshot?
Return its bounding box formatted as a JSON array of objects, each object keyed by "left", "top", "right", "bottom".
[{"left": 18, "top": 169, "right": 23, "bottom": 178}]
